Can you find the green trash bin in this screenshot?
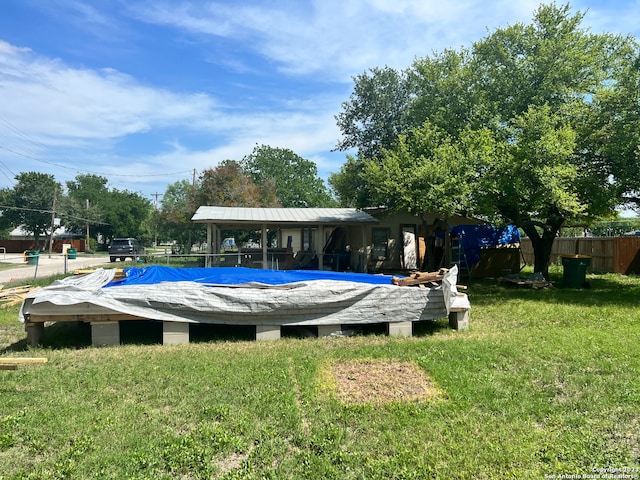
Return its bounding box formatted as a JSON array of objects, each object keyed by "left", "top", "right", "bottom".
[
  {"left": 25, "top": 250, "right": 39, "bottom": 265},
  {"left": 561, "top": 255, "right": 591, "bottom": 288},
  {"left": 67, "top": 248, "right": 77, "bottom": 259}
]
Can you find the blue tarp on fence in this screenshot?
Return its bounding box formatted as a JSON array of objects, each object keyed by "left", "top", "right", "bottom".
[
  {"left": 106, "top": 266, "right": 397, "bottom": 287},
  {"left": 450, "top": 224, "right": 520, "bottom": 268}
]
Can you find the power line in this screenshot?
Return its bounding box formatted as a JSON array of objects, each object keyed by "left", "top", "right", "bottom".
[
  {"left": 0, "top": 159, "right": 16, "bottom": 185},
  {"left": 0, "top": 144, "right": 191, "bottom": 178},
  {"left": 0, "top": 145, "right": 78, "bottom": 172},
  {"left": 0, "top": 116, "right": 192, "bottom": 179},
  {"left": 0, "top": 204, "right": 109, "bottom": 225}
]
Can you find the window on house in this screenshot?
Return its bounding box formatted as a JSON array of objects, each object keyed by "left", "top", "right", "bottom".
[
  {"left": 302, "top": 227, "right": 315, "bottom": 251},
  {"left": 372, "top": 228, "right": 390, "bottom": 258}
]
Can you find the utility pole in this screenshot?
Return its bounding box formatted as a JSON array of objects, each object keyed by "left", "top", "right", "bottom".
[
  {"left": 151, "top": 193, "right": 162, "bottom": 248},
  {"left": 191, "top": 169, "right": 197, "bottom": 251},
  {"left": 48, "top": 188, "right": 57, "bottom": 258},
  {"left": 151, "top": 192, "right": 162, "bottom": 211},
  {"left": 86, "top": 199, "right": 90, "bottom": 251}
]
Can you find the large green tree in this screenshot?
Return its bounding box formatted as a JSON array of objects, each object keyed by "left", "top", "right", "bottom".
[
  {"left": 0, "top": 172, "right": 61, "bottom": 246},
  {"left": 193, "top": 160, "right": 281, "bottom": 247},
  {"left": 332, "top": 3, "right": 640, "bottom": 277},
  {"left": 195, "top": 160, "right": 280, "bottom": 208},
  {"left": 335, "top": 67, "right": 411, "bottom": 160},
  {"left": 580, "top": 39, "right": 640, "bottom": 209},
  {"left": 62, "top": 174, "right": 109, "bottom": 240},
  {"left": 0, "top": 172, "right": 158, "bottom": 248},
  {"left": 362, "top": 122, "right": 478, "bottom": 219},
  {"left": 157, "top": 179, "right": 204, "bottom": 252},
  {"left": 331, "top": 67, "right": 414, "bottom": 207},
  {"left": 241, "top": 145, "right": 337, "bottom": 207},
  {"left": 100, "top": 189, "right": 153, "bottom": 243}
]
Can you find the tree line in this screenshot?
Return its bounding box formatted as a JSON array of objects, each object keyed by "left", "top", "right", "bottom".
[{"left": 0, "top": 145, "right": 335, "bottom": 251}]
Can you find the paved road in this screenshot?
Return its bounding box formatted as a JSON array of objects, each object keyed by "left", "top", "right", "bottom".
[{"left": 0, "top": 252, "right": 114, "bottom": 285}]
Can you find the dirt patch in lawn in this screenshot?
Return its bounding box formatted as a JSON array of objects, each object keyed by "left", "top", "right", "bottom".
[{"left": 331, "top": 359, "right": 444, "bottom": 405}]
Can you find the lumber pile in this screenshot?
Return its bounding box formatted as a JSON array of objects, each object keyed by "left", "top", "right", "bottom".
[
  {"left": 74, "top": 268, "right": 126, "bottom": 280},
  {"left": 392, "top": 268, "right": 448, "bottom": 287},
  {"left": 0, "top": 285, "right": 40, "bottom": 309}
]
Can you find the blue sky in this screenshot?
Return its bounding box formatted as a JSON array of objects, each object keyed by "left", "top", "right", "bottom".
[{"left": 0, "top": 1, "right": 639, "bottom": 208}]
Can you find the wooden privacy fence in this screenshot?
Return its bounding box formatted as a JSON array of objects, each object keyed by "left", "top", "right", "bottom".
[
  {"left": 520, "top": 236, "right": 640, "bottom": 274},
  {"left": 0, "top": 239, "right": 87, "bottom": 254}
]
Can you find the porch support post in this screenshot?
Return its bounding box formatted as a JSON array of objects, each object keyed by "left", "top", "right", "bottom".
[
  {"left": 215, "top": 224, "right": 221, "bottom": 266},
  {"left": 317, "top": 224, "right": 324, "bottom": 270},
  {"left": 362, "top": 225, "right": 368, "bottom": 273},
  {"left": 206, "top": 223, "right": 213, "bottom": 267},
  {"left": 262, "top": 224, "right": 268, "bottom": 269}
]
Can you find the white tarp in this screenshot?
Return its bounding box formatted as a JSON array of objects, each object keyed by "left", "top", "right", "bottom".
[{"left": 20, "top": 266, "right": 469, "bottom": 326}]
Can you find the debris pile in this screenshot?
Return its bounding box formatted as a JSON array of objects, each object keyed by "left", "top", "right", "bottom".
[
  {"left": 74, "top": 268, "right": 126, "bottom": 280},
  {"left": 497, "top": 272, "right": 552, "bottom": 289},
  {"left": 392, "top": 268, "right": 448, "bottom": 288},
  {"left": 0, "top": 285, "right": 40, "bottom": 309}
]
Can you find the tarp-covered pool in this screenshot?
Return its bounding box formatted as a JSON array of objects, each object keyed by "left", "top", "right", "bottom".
[{"left": 106, "top": 266, "right": 398, "bottom": 287}]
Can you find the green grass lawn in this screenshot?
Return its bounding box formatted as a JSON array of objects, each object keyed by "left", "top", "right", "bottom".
[{"left": 0, "top": 267, "right": 638, "bottom": 479}]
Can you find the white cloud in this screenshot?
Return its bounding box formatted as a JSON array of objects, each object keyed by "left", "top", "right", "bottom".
[
  {"left": 138, "top": 107, "right": 345, "bottom": 172},
  {"left": 130, "top": 0, "right": 543, "bottom": 80},
  {"left": 0, "top": 33, "right": 347, "bottom": 192},
  {"left": 0, "top": 40, "right": 217, "bottom": 146}
]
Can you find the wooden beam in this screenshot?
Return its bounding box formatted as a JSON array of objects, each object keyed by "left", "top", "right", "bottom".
[
  {"left": 0, "top": 357, "right": 48, "bottom": 364},
  {"left": 391, "top": 269, "right": 448, "bottom": 286},
  {"left": 28, "top": 313, "right": 145, "bottom": 323},
  {"left": 0, "top": 364, "right": 18, "bottom": 371}
]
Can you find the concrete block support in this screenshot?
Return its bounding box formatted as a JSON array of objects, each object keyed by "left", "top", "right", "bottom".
[
  {"left": 449, "top": 309, "right": 470, "bottom": 330},
  {"left": 388, "top": 321, "right": 413, "bottom": 337},
  {"left": 163, "top": 321, "right": 190, "bottom": 345},
  {"left": 91, "top": 321, "right": 120, "bottom": 347},
  {"left": 256, "top": 324, "right": 281, "bottom": 341},
  {"left": 25, "top": 323, "right": 45, "bottom": 347},
  {"left": 317, "top": 325, "right": 343, "bottom": 338}
]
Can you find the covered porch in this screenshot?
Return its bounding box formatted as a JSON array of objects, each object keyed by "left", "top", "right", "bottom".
[{"left": 191, "top": 206, "right": 380, "bottom": 272}]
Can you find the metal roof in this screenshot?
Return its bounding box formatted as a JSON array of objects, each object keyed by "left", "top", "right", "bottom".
[{"left": 191, "top": 206, "right": 378, "bottom": 225}]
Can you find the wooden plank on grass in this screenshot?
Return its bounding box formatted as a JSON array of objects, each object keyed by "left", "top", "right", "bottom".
[{"left": 0, "top": 357, "right": 48, "bottom": 364}]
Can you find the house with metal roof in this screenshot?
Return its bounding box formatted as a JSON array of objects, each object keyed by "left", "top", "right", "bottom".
[
  {"left": 191, "top": 206, "right": 379, "bottom": 271},
  {"left": 191, "top": 206, "right": 496, "bottom": 273}
]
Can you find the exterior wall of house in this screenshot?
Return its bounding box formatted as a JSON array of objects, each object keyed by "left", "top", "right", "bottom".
[
  {"left": 365, "top": 211, "right": 485, "bottom": 273},
  {"left": 280, "top": 212, "right": 484, "bottom": 273}
]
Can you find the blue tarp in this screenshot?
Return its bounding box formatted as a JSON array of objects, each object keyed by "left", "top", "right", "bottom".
[
  {"left": 106, "top": 266, "right": 397, "bottom": 287},
  {"left": 450, "top": 224, "right": 520, "bottom": 268}
]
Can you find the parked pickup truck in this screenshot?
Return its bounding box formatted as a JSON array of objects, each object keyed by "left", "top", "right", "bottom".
[{"left": 108, "top": 238, "right": 144, "bottom": 262}]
